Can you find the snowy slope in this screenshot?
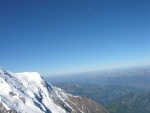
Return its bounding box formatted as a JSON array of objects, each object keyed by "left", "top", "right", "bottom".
[
  {"left": 0, "top": 68, "right": 109, "bottom": 113},
  {"left": 0, "top": 68, "right": 72, "bottom": 113}
]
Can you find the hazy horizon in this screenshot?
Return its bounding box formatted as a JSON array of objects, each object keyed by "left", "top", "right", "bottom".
[{"left": 43, "top": 64, "right": 150, "bottom": 76}]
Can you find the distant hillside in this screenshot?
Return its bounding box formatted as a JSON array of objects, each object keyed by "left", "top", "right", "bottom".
[
  {"left": 46, "top": 69, "right": 150, "bottom": 90},
  {"left": 45, "top": 68, "right": 150, "bottom": 112},
  {"left": 53, "top": 83, "right": 145, "bottom": 104},
  {"left": 47, "top": 68, "right": 150, "bottom": 105},
  {"left": 106, "top": 93, "right": 150, "bottom": 113}
]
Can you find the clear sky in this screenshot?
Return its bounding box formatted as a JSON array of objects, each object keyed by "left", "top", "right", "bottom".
[{"left": 0, "top": 0, "right": 150, "bottom": 75}]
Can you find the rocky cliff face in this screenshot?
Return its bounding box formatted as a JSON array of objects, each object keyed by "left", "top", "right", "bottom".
[
  {"left": 0, "top": 68, "right": 109, "bottom": 113},
  {"left": 67, "top": 95, "right": 109, "bottom": 113}
]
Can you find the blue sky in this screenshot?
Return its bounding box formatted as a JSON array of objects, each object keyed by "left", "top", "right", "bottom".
[{"left": 0, "top": 0, "right": 150, "bottom": 75}]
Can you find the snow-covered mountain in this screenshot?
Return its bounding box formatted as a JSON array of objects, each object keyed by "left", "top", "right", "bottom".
[{"left": 0, "top": 68, "right": 109, "bottom": 113}]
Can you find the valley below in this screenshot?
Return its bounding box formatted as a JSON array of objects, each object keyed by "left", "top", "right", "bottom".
[{"left": 45, "top": 67, "right": 150, "bottom": 113}]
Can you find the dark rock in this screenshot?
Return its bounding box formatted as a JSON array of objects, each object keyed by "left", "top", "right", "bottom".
[{"left": 9, "top": 92, "right": 17, "bottom": 96}]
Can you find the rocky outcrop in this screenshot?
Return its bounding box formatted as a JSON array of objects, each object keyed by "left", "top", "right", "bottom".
[
  {"left": 0, "top": 102, "right": 17, "bottom": 113},
  {"left": 67, "top": 95, "right": 109, "bottom": 113}
]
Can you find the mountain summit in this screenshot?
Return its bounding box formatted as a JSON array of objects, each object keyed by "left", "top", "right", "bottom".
[{"left": 0, "top": 68, "right": 109, "bottom": 113}]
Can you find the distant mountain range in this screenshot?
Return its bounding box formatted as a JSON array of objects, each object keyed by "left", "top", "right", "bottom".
[{"left": 45, "top": 67, "right": 150, "bottom": 113}]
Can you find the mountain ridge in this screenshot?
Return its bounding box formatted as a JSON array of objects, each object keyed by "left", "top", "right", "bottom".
[{"left": 0, "top": 68, "right": 108, "bottom": 113}]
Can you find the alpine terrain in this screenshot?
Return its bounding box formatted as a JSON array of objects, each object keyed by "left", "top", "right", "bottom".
[{"left": 0, "top": 68, "right": 109, "bottom": 113}]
